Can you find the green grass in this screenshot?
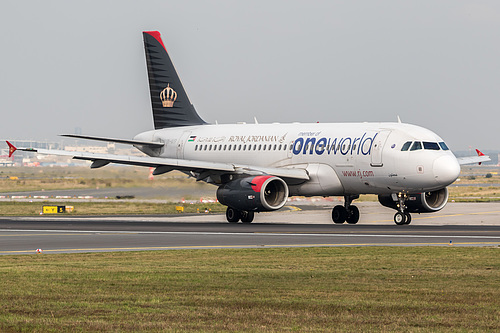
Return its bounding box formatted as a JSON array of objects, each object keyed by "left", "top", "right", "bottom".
[
  {"left": 0, "top": 247, "right": 499, "bottom": 332},
  {"left": 0, "top": 201, "right": 225, "bottom": 216},
  {"left": 0, "top": 166, "right": 213, "bottom": 193}
]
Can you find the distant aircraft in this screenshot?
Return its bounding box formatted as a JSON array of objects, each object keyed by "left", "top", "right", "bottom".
[{"left": 7, "top": 31, "right": 490, "bottom": 225}]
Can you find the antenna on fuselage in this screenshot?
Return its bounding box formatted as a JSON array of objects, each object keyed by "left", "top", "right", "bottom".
[
  {"left": 254, "top": 117, "right": 259, "bottom": 124},
  {"left": 397, "top": 115, "right": 402, "bottom": 123}
]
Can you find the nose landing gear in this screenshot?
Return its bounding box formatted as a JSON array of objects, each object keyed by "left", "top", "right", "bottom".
[
  {"left": 332, "top": 195, "right": 360, "bottom": 224},
  {"left": 394, "top": 193, "right": 412, "bottom": 225}
]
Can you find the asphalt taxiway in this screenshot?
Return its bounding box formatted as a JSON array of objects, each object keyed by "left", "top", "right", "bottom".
[{"left": 1, "top": 202, "right": 500, "bottom": 254}]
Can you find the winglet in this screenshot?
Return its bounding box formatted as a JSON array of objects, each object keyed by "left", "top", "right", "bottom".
[
  {"left": 6, "top": 141, "right": 16, "bottom": 158},
  {"left": 476, "top": 149, "right": 485, "bottom": 165}
]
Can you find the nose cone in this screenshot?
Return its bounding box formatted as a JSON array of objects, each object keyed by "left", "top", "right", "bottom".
[{"left": 433, "top": 155, "right": 460, "bottom": 186}]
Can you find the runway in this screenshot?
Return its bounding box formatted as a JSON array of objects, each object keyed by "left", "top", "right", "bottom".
[{"left": 1, "top": 202, "right": 500, "bottom": 254}]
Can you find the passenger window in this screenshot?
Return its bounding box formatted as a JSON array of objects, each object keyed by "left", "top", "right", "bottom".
[
  {"left": 439, "top": 142, "right": 449, "bottom": 151},
  {"left": 410, "top": 141, "right": 422, "bottom": 151},
  {"left": 423, "top": 142, "right": 440, "bottom": 150},
  {"left": 195, "top": 145, "right": 198, "bottom": 151},
  {"left": 401, "top": 141, "right": 412, "bottom": 151},
  {"left": 263, "top": 145, "right": 266, "bottom": 151},
  {"left": 224, "top": 145, "right": 227, "bottom": 150}
]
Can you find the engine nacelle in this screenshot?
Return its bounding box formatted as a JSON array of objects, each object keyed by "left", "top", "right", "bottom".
[
  {"left": 378, "top": 188, "right": 449, "bottom": 213},
  {"left": 216, "top": 175, "right": 289, "bottom": 212}
]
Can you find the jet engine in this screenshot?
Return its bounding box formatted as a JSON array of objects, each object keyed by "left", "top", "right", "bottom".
[
  {"left": 216, "top": 175, "right": 289, "bottom": 212},
  {"left": 378, "top": 188, "right": 449, "bottom": 213}
]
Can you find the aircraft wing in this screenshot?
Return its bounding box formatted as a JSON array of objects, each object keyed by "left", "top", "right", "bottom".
[
  {"left": 456, "top": 149, "right": 491, "bottom": 165},
  {"left": 9, "top": 143, "right": 309, "bottom": 181}
]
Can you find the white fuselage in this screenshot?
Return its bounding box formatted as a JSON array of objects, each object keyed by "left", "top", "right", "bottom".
[{"left": 134, "top": 122, "right": 460, "bottom": 196}]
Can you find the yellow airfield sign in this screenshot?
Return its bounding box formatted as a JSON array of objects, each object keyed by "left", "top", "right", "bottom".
[{"left": 42, "top": 206, "right": 72, "bottom": 214}]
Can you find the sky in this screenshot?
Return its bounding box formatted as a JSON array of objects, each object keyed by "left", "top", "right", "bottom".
[{"left": 1, "top": 1, "right": 499, "bottom": 151}]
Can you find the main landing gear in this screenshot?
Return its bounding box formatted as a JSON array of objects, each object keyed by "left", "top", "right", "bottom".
[
  {"left": 226, "top": 207, "right": 255, "bottom": 223},
  {"left": 393, "top": 193, "right": 412, "bottom": 225},
  {"left": 332, "top": 195, "right": 360, "bottom": 224}
]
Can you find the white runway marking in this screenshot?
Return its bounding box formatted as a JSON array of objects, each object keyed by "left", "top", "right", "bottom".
[{"left": 2, "top": 229, "right": 500, "bottom": 239}]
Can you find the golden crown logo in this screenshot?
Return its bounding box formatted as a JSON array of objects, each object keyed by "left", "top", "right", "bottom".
[{"left": 160, "top": 83, "right": 177, "bottom": 107}]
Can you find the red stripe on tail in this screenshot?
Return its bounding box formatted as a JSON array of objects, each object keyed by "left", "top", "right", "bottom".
[{"left": 143, "top": 31, "right": 166, "bottom": 50}]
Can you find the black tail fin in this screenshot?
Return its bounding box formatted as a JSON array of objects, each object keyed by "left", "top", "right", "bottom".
[{"left": 143, "top": 31, "right": 206, "bottom": 129}]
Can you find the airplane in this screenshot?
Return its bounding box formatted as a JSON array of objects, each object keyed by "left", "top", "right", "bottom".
[{"left": 7, "top": 31, "right": 490, "bottom": 225}]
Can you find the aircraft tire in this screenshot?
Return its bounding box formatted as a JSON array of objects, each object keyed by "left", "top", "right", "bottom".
[
  {"left": 346, "top": 206, "right": 360, "bottom": 224},
  {"left": 332, "top": 205, "right": 347, "bottom": 224},
  {"left": 394, "top": 212, "right": 406, "bottom": 225},
  {"left": 226, "top": 207, "right": 241, "bottom": 223},
  {"left": 404, "top": 212, "right": 412, "bottom": 225},
  {"left": 241, "top": 211, "right": 255, "bottom": 223}
]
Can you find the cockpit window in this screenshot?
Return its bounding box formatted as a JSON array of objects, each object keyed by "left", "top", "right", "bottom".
[
  {"left": 410, "top": 141, "right": 422, "bottom": 151},
  {"left": 401, "top": 141, "right": 412, "bottom": 151},
  {"left": 423, "top": 142, "right": 440, "bottom": 150},
  {"left": 439, "top": 142, "right": 449, "bottom": 151}
]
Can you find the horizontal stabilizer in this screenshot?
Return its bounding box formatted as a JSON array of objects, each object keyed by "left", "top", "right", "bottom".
[{"left": 60, "top": 134, "right": 164, "bottom": 148}]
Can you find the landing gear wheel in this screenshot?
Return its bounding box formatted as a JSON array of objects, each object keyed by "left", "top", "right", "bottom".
[
  {"left": 404, "top": 212, "right": 412, "bottom": 225},
  {"left": 226, "top": 207, "right": 241, "bottom": 223},
  {"left": 394, "top": 212, "right": 407, "bottom": 225},
  {"left": 346, "top": 206, "right": 360, "bottom": 224},
  {"left": 241, "top": 211, "right": 254, "bottom": 223},
  {"left": 332, "top": 205, "right": 347, "bottom": 224}
]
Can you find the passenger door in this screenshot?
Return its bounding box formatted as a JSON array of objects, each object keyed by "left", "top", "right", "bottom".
[
  {"left": 370, "top": 130, "right": 391, "bottom": 167},
  {"left": 177, "top": 131, "right": 192, "bottom": 159}
]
